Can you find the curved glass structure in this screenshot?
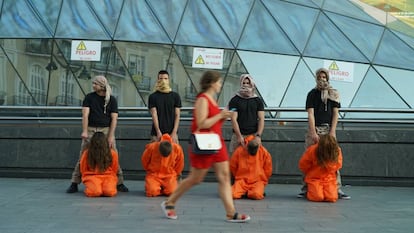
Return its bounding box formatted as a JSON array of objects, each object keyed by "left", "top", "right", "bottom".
[{"left": 0, "top": 0, "right": 413, "bottom": 120}]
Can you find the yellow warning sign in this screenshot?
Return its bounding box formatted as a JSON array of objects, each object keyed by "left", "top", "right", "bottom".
[
  {"left": 329, "top": 61, "right": 339, "bottom": 70},
  {"left": 76, "top": 41, "right": 87, "bottom": 50},
  {"left": 194, "top": 55, "right": 205, "bottom": 64}
]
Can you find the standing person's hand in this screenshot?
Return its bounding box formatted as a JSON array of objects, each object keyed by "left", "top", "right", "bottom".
[
  {"left": 329, "top": 131, "right": 336, "bottom": 139},
  {"left": 171, "top": 132, "right": 178, "bottom": 144},
  {"left": 237, "top": 135, "right": 245, "bottom": 148},
  {"left": 311, "top": 131, "right": 319, "bottom": 145},
  {"left": 108, "top": 135, "right": 115, "bottom": 148},
  {"left": 81, "top": 131, "right": 88, "bottom": 140},
  {"left": 156, "top": 130, "right": 162, "bottom": 141},
  {"left": 255, "top": 136, "right": 262, "bottom": 145}
]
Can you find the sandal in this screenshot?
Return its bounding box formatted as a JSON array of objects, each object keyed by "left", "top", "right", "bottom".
[
  {"left": 161, "top": 201, "right": 178, "bottom": 220},
  {"left": 226, "top": 212, "right": 251, "bottom": 223}
]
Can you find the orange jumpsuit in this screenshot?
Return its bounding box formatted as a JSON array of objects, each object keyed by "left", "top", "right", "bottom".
[
  {"left": 299, "top": 144, "right": 343, "bottom": 202},
  {"left": 80, "top": 149, "right": 119, "bottom": 197},
  {"left": 230, "top": 135, "right": 273, "bottom": 200},
  {"left": 141, "top": 134, "right": 184, "bottom": 197}
]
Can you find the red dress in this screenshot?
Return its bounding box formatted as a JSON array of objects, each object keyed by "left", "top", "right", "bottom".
[{"left": 190, "top": 93, "right": 229, "bottom": 169}]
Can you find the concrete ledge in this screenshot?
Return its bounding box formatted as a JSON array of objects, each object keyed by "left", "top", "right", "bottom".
[{"left": 1, "top": 120, "right": 414, "bottom": 187}]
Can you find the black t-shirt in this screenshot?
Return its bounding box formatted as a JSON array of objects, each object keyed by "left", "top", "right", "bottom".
[
  {"left": 83, "top": 92, "right": 118, "bottom": 127},
  {"left": 148, "top": 91, "right": 182, "bottom": 136},
  {"left": 305, "top": 88, "right": 340, "bottom": 126},
  {"left": 228, "top": 95, "right": 265, "bottom": 135}
]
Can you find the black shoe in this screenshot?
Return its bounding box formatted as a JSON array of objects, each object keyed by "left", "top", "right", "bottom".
[
  {"left": 117, "top": 184, "right": 129, "bottom": 192},
  {"left": 66, "top": 183, "right": 78, "bottom": 193},
  {"left": 296, "top": 191, "right": 306, "bottom": 198},
  {"left": 338, "top": 191, "right": 351, "bottom": 200}
]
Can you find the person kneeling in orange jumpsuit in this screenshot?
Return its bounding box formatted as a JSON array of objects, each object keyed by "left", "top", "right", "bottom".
[
  {"left": 141, "top": 134, "right": 184, "bottom": 197},
  {"left": 299, "top": 134, "right": 343, "bottom": 202},
  {"left": 230, "top": 135, "right": 272, "bottom": 200},
  {"left": 80, "top": 132, "right": 119, "bottom": 197}
]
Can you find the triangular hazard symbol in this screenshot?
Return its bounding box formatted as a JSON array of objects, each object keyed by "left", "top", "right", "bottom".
[
  {"left": 195, "top": 55, "right": 205, "bottom": 64},
  {"left": 329, "top": 61, "right": 339, "bottom": 70},
  {"left": 77, "top": 41, "right": 87, "bottom": 50}
]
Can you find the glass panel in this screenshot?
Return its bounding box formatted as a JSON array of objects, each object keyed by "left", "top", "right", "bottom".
[
  {"left": 304, "top": 57, "right": 370, "bottom": 109},
  {"left": 238, "top": 0, "right": 298, "bottom": 55},
  {"left": 238, "top": 51, "right": 300, "bottom": 107},
  {"left": 279, "top": 59, "right": 312, "bottom": 119},
  {"left": 323, "top": 0, "right": 380, "bottom": 24},
  {"left": 0, "top": 56, "right": 5, "bottom": 105},
  {"left": 55, "top": 0, "right": 110, "bottom": 40},
  {"left": 48, "top": 39, "right": 93, "bottom": 106},
  {"left": 88, "top": 0, "right": 123, "bottom": 38},
  {"left": 326, "top": 12, "right": 384, "bottom": 61},
  {"left": 113, "top": 42, "right": 173, "bottom": 107},
  {"left": 1, "top": 39, "right": 53, "bottom": 106},
  {"left": 115, "top": 1, "right": 170, "bottom": 43},
  {"left": 204, "top": 0, "right": 254, "bottom": 46},
  {"left": 53, "top": 39, "right": 90, "bottom": 92},
  {"left": 29, "top": 0, "right": 62, "bottom": 36},
  {"left": 146, "top": 0, "right": 187, "bottom": 41},
  {"left": 376, "top": 66, "right": 414, "bottom": 108},
  {"left": 0, "top": 0, "right": 51, "bottom": 38},
  {"left": 283, "top": 0, "right": 319, "bottom": 8},
  {"left": 394, "top": 30, "right": 414, "bottom": 49},
  {"left": 166, "top": 47, "right": 194, "bottom": 108},
  {"left": 304, "top": 14, "right": 368, "bottom": 63},
  {"left": 310, "top": 0, "right": 323, "bottom": 7},
  {"left": 348, "top": 67, "right": 408, "bottom": 119},
  {"left": 218, "top": 52, "right": 250, "bottom": 107},
  {"left": 175, "top": 0, "right": 233, "bottom": 48},
  {"left": 174, "top": 45, "right": 235, "bottom": 106},
  {"left": 374, "top": 29, "right": 414, "bottom": 70},
  {"left": 351, "top": 0, "right": 387, "bottom": 25},
  {"left": 263, "top": 0, "right": 319, "bottom": 53},
  {"left": 387, "top": 15, "right": 414, "bottom": 37}
]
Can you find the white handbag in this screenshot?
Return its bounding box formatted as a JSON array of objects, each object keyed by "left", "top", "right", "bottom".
[{"left": 190, "top": 132, "right": 222, "bottom": 155}]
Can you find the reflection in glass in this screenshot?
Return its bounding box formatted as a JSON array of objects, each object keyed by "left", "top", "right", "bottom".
[
  {"left": 262, "top": 0, "right": 318, "bottom": 53},
  {"left": 238, "top": 0, "right": 298, "bottom": 54},
  {"left": 0, "top": 1, "right": 414, "bottom": 121},
  {"left": 175, "top": 0, "right": 233, "bottom": 48},
  {"left": 304, "top": 14, "right": 368, "bottom": 62},
  {"left": 349, "top": 67, "right": 408, "bottom": 110},
  {"left": 374, "top": 30, "right": 414, "bottom": 70}
]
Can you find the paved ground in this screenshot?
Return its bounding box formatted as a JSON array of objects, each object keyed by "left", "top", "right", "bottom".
[{"left": 0, "top": 178, "right": 413, "bottom": 233}]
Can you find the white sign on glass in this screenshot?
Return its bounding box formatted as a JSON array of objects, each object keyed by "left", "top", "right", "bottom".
[
  {"left": 192, "top": 47, "right": 224, "bottom": 69},
  {"left": 71, "top": 40, "right": 102, "bottom": 61},
  {"left": 323, "top": 60, "right": 354, "bottom": 83}
]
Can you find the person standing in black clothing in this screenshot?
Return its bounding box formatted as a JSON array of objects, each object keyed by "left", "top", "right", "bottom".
[
  {"left": 148, "top": 70, "right": 182, "bottom": 143},
  {"left": 297, "top": 68, "right": 350, "bottom": 200},
  {"left": 228, "top": 74, "right": 265, "bottom": 155},
  {"left": 66, "top": 75, "right": 128, "bottom": 193}
]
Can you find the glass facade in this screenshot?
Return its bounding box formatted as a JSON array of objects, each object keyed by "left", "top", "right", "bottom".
[{"left": 0, "top": 0, "right": 413, "bottom": 119}]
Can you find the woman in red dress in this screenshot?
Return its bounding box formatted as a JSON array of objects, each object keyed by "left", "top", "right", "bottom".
[{"left": 161, "top": 70, "right": 251, "bottom": 223}]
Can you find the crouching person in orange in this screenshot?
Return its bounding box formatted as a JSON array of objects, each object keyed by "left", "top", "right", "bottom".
[
  {"left": 230, "top": 135, "right": 272, "bottom": 200},
  {"left": 299, "top": 134, "right": 343, "bottom": 202},
  {"left": 141, "top": 134, "right": 184, "bottom": 197},
  {"left": 80, "top": 132, "right": 119, "bottom": 197}
]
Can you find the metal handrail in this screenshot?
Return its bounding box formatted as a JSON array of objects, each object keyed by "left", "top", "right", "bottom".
[{"left": 1, "top": 106, "right": 414, "bottom": 124}]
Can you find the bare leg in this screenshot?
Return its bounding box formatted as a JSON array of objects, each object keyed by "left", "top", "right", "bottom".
[
  {"left": 213, "top": 161, "right": 236, "bottom": 216},
  {"left": 166, "top": 167, "right": 209, "bottom": 206}
]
